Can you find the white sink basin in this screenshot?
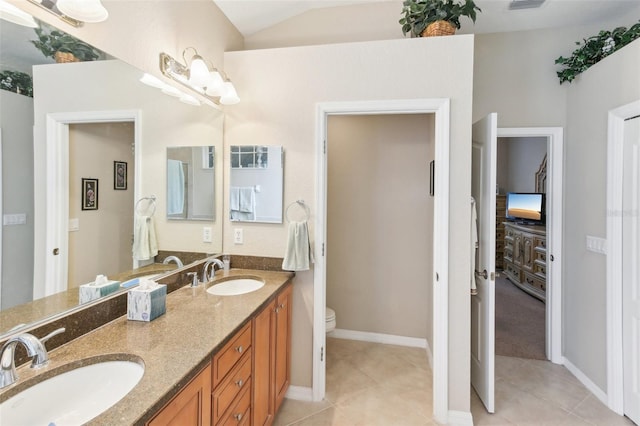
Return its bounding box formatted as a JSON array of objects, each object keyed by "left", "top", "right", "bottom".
[
  {"left": 207, "top": 277, "right": 265, "bottom": 296},
  {"left": 0, "top": 357, "right": 144, "bottom": 425}
]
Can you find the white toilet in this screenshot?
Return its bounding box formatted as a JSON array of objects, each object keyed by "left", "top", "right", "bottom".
[{"left": 325, "top": 307, "right": 336, "bottom": 333}]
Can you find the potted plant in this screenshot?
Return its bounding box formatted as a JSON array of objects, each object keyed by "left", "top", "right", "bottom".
[
  {"left": 400, "top": 0, "right": 481, "bottom": 38},
  {"left": 30, "top": 24, "right": 101, "bottom": 63},
  {"left": 555, "top": 20, "right": 640, "bottom": 84},
  {"left": 0, "top": 70, "right": 33, "bottom": 97}
]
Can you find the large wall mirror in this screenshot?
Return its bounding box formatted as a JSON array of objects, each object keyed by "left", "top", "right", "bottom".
[
  {"left": 229, "top": 145, "right": 284, "bottom": 223},
  {"left": 0, "top": 14, "right": 223, "bottom": 338},
  {"left": 167, "top": 146, "right": 215, "bottom": 221}
]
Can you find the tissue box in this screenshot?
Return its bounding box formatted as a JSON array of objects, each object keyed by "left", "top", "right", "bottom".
[
  {"left": 127, "top": 284, "right": 167, "bottom": 322},
  {"left": 79, "top": 280, "right": 121, "bottom": 304}
]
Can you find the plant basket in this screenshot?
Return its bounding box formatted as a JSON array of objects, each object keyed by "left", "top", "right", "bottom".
[
  {"left": 422, "top": 20, "right": 456, "bottom": 37},
  {"left": 55, "top": 51, "right": 79, "bottom": 63}
]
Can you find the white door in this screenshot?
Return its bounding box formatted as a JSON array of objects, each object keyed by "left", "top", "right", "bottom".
[
  {"left": 471, "top": 113, "right": 498, "bottom": 413},
  {"left": 622, "top": 116, "right": 640, "bottom": 425}
]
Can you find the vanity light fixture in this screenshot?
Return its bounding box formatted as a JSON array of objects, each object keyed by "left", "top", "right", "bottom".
[
  {"left": 159, "top": 50, "right": 240, "bottom": 106},
  {"left": 0, "top": 0, "right": 38, "bottom": 27},
  {"left": 24, "top": 0, "right": 108, "bottom": 27}
]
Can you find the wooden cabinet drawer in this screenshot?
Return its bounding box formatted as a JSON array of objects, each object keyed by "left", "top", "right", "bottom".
[
  {"left": 503, "top": 260, "right": 520, "bottom": 282},
  {"left": 533, "top": 260, "right": 546, "bottom": 277},
  {"left": 213, "top": 351, "right": 251, "bottom": 425},
  {"left": 213, "top": 322, "right": 252, "bottom": 387},
  {"left": 505, "top": 227, "right": 517, "bottom": 239},
  {"left": 524, "top": 272, "right": 546, "bottom": 292},
  {"left": 220, "top": 384, "right": 251, "bottom": 426},
  {"left": 535, "top": 237, "right": 546, "bottom": 250}
]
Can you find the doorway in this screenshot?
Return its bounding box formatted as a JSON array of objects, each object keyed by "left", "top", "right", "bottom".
[
  {"left": 314, "top": 99, "right": 451, "bottom": 424},
  {"left": 325, "top": 113, "right": 434, "bottom": 345},
  {"left": 36, "top": 110, "right": 141, "bottom": 299},
  {"left": 495, "top": 136, "right": 548, "bottom": 361}
]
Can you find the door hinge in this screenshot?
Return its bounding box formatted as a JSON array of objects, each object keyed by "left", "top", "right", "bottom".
[
  {"left": 322, "top": 243, "right": 325, "bottom": 256},
  {"left": 321, "top": 346, "right": 324, "bottom": 362},
  {"left": 323, "top": 140, "right": 326, "bottom": 154}
]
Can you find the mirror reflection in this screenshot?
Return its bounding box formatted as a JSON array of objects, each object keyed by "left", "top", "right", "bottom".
[
  {"left": 229, "top": 145, "right": 283, "bottom": 223},
  {"left": 167, "top": 146, "right": 215, "bottom": 221},
  {"left": 0, "top": 13, "right": 223, "bottom": 338}
]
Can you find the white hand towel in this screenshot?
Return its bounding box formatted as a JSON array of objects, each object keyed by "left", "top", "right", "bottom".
[
  {"left": 133, "top": 214, "right": 158, "bottom": 261},
  {"left": 167, "top": 160, "right": 185, "bottom": 215},
  {"left": 282, "top": 221, "right": 312, "bottom": 271}
]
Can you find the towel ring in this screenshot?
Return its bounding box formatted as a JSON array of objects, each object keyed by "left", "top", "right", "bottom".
[
  {"left": 136, "top": 196, "right": 156, "bottom": 217},
  {"left": 285, "top": 200, "right": 310, "bottom": 223}
]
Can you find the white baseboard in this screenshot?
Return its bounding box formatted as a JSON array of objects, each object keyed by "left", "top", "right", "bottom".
[
  {"left": 562, "top": 356, "right": 608, "bottom": 405},
  {"left": 285, "top": 385, "right": 313, "bottom": 402},
  {"left": 447, "top": 410, "right": 474, "bottom": 426},
  {"left": 330, "top": 328, "right": 428, "bottom": 349}
]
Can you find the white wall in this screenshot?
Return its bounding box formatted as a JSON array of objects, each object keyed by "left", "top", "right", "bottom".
[
  {"left": 32, "top": 60, "right": 224, "bottom": 293},
  {"left": 0, "top": 91, "right": 34, "bottom": 309},
  {"left": 564, "top": 39, "right": 640, "bottom": 392},
  {"left": 224, "top": 36, "right": 474, "bottom": 413},
  {"left": 326, "top": 114, "right": 434, "bottom": 341}
]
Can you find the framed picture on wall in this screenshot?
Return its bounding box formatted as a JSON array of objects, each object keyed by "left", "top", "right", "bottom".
[
  {"left": 82, "top": 178, "right": 99, "bottom": 210},
  {"left": 114, "top": 161, "right": 127, "bottom": 190}
]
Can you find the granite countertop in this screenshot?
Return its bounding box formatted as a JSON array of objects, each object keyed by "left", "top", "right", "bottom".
[{"left": 0, "top": 268, "right": 294, "bottom": 425}]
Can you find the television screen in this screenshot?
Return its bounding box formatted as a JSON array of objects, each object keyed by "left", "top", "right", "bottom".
[{"left": 506, "top": 192, "right": 545, "bottom": 223}]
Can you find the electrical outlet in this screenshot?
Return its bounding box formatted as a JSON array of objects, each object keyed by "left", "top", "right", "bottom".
[
  {"left": 203, "top": 227, "right": 212, "bottom": 243},
  {"left": 234, "top": 228, "right": 244, "bottom": 244}
]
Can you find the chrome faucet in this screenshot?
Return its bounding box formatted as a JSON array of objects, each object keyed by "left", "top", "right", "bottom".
[
  {"left": 0, "top": 327, "right": 65, "bottom": 389},
  {"left": 163, "top": 255, "right": 183, "bottom": 268},
  {"left": 202, "top": 258, "right": 224, "bottom": 283}
]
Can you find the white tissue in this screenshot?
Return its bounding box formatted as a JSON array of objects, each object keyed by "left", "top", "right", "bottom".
[
  {"left": 138, "top": 278, "right": 159, "bottom": 291},
  {"left": 94, "top": 274, "right": 108, "bottom": 286}
]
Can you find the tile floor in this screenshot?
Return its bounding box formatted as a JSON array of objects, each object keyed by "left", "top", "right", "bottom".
[{"left": 273, "top": 337, "right": 635, "bottom": 426}]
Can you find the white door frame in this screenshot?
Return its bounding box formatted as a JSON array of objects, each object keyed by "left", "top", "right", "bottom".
[
  {"left": 314, "top": 98, "right": 450, "bottom": 423},
  {"left": 606, "top": 99, "right": 640, "bottom": 414},
  {"left": 36, "top": 110, "right": 141, "bottom": 299},
  {"left": 0, "top": 129, "right": 3, "bottom": 308},
  {"left": 496, "top": 127, "right": 564, "bottom": 364}
]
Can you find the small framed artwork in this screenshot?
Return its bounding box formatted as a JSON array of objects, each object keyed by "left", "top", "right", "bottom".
[
  {"left": 114, "top": 161, "right": 127, "bottom": 190},
  {"left": 82, "top": 178, "right": 98, "bottom": 210},
  {"left": 429, "top": 160, "right": 435, "bottom": 197}
]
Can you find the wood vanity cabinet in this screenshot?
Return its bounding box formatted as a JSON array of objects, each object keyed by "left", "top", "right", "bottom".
[
  {"left": 147, "top": 363, "right": 212, "bottom": 426},
  {"left": 212, "top": 321, "right": 253, "bottom": 426},
  {"left": 503, "top": 222, "right": 547, "bottom": 301},
  {"left": 253, "top": 283, "right": 293, "bottom": 426}
]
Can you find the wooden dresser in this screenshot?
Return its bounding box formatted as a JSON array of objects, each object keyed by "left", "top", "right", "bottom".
[
  {"left": 495, "top": 195, "right": 507, "bottom": 269},
  {"left": 503, "top": 222, "right": 547, "bottom": 301}
]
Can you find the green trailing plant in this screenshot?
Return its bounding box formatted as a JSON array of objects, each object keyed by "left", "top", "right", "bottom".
[
  {"left": 555, "top": 20, "right": 640, "bottom": 84},
  {"left": 30, "top": 24, "right": 101, "bottom": 62},
  {"left": 400, "top": 0, "right": 481, "bottom": 37},
  {"left": 0, "top": 70, "right": 33, "bottom": 97}
]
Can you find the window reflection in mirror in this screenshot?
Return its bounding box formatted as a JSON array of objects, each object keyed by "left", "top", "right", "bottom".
[
  {"left": 229, "top": 145, "right": 283, "bottom": 223},
  {"left": 167, "top": 146, "right": 215, "bottom": 221}
]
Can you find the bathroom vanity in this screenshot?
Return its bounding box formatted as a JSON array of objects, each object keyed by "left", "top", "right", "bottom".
[{"left": 0, "top": 266, "right": 294, "bottom": 426}]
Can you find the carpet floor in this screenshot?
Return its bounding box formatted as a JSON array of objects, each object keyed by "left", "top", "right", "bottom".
[{"left": 495, "top": 273, "right": 546, "bottom": 360}]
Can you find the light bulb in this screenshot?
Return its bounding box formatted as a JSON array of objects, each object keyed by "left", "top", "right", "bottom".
[
  {"left": 220, "top": 81, "right": 240, "bottom": 105},
  {"left": 188, "top": 56, "right": 209, "bottom": 88},
  {"left": 205, "top": 70, "right": 224, "bottom": 96},
  {"left": 56, "top": 0, "right": 108, "bottom": 23}
]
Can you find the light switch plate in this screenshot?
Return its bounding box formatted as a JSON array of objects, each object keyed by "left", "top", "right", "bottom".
[
  {"left": 69, "top": 218, "right": 80, "bottom": 232},
  {"left": 203, "top": 227, "right": 212, "bottom": 243},
  {"left": 3, "top": 213, "right": 27, "bottom": 226},
  {"left": 586, "top": 235, "right": 607, "bottom": 254},
  {"left": 234, "top": 228, "right": 243, "bottom": 244}
]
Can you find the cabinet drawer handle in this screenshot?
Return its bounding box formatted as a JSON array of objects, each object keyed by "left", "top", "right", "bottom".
[
  {"left": 235, "top": 345, "right": 243, "bottom": 353},
  {"left": 274, "top": 307, "right": 280, "bottom": 313},
  {"left": 279, "top": 303, "right": 285, "bottom": 309},
  {"left": 234, "top": 413, "right": 243, "bottom": 421},
  {"left": 235, "top": 379, "right": 244, "bottom": 387}
]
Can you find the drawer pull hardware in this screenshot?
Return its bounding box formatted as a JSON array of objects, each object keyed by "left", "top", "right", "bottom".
[
  {"left": 274, "top": 307, "right": 280, "bottom": 313},
  {"left": 234, "top": 413, "right": 243, "bottom": 421},
  {"left": 235, "top": 345, "right": 243, "bottom": 353},
  {"left": 236, "top": 379, "right": 244, "bottom": 387}
]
